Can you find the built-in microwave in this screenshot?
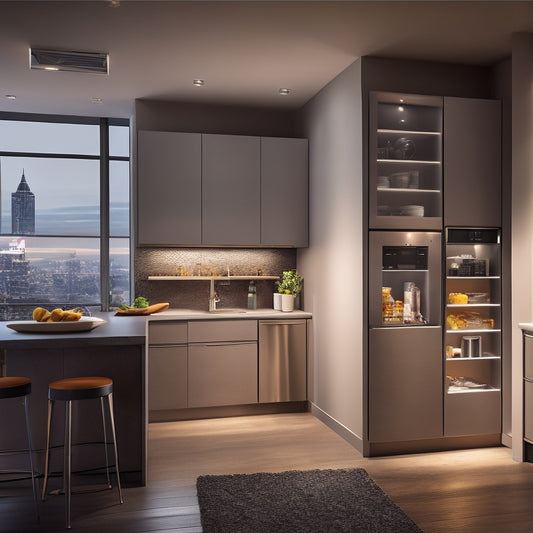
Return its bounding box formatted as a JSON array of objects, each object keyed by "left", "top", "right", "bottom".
[{"left": 382, "top": 246, "right": 429, "bottom": 271}]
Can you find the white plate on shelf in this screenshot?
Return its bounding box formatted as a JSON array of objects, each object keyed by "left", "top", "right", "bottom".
[{"left": 6, "top": 316, "right": 107, "bottom": 333}]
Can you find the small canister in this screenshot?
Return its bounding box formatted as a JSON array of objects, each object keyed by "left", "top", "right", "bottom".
[{"left": 461, "top": 335, "right": 482, "bottom": 357}]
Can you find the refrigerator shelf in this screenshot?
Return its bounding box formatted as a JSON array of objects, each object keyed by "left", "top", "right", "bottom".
[
  {"left": 446, "top": 355, "right": 501, "bottom": 360},
  {"left": 447, "top": 387, "right": 501, "bottom": 395},
  {"left": 446, "top": 328, "right": 501, "bottom": 334},
  {"left": 447, "top": 303, "right": 500, "bottom": 308},
  {"left": 446, "top": 276, "right": 500, "bottom": 280}
]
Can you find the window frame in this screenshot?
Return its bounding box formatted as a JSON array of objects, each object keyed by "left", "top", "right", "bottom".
[{"left": 0, "top": 112, "right": 130, "bottom": 312}]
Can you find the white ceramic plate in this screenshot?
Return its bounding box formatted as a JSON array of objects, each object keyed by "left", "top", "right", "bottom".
[{"left": 6, "top": 316, "right": 107, "bottom": 333}]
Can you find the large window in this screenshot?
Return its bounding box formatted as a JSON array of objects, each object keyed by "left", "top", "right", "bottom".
[{"left": 0, "top": 114, "right": 130, "bottom": 320}]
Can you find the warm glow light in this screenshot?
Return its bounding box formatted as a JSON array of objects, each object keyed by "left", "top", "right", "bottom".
[{"left": 398, "top": 106, "right": 404, "bottom": 112}]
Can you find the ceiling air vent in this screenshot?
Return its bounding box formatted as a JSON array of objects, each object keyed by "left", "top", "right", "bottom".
[{"left": 29, "top": 48, "right": 109, "bottom": 74}]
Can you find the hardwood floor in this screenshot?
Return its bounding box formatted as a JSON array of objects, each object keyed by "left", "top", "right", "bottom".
[{"left": 2, "top": 412, "right": 533, "bottom": 532}]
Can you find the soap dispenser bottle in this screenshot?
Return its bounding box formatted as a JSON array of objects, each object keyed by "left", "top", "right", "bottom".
[{"left": 247, "top": 281, "right": 257, "bottom": 310}]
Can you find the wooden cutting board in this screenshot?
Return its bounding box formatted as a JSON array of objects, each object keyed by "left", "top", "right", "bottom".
[{"left": 115, "top": 302, "right": 170, "bottom": 315}]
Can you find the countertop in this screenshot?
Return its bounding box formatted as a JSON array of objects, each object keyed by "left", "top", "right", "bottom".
[
  {"left": 0, "top": 312, "right": 146, "bottom": 348},
  {"left": 0, "top": 308, "right": 312, "bottom": 348},
  {"left": 148, "top": 308, "right": 312, "bottom": 321},
  {"left": 519, "top": 323, "right": 533, "bottom": 333}
]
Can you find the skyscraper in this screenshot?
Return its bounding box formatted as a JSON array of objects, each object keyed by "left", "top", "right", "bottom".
[{"left": 11, "top": 170, "right": 35, "bottom": 235}]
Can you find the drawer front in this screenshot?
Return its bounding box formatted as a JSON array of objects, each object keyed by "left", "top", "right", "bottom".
[
  {"left": 525, "top": 334, "right": 533, "bottom": 380},
  {"left": 188, "top": 319, "right": 258, "bottom": 343},
  {"left": 525, "top": 379, "right": 533, "bottom": 442},
  {"left": 188, "top": 343, "right": 258, "bottom": 407},
  {"left": 148, "top": 345, "right": 188, "bottom": 410},
  {"left": 149, "top": 321, "right": 188, "bottom": 345}
]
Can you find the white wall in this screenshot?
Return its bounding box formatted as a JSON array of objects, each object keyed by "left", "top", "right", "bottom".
[
  {"left": 298, "top": 60, "right": 364, "bottom": 448},
  {"left": 511, "top": 33, "right": 533, "bottom": 461}
]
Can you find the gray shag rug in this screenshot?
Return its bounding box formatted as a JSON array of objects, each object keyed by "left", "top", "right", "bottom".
[{"left": 196, "top": 468, "right": 423, "bottom": 533}]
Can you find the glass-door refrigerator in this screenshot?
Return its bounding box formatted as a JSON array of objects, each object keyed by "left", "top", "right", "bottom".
[
  {"left": 444, "top": 227, "right": 501, "bottom": 437},
  {"left": 368, "top": 231, "right": 443, "bottom": 444}
]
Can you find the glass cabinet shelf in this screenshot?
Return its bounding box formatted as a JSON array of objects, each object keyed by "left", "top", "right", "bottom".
[
  {"left": 370, "top": 92, "right": 443, "bottom": 229},
  {"left": 377, "top": 129, "right": 441, "bottom": 136}
]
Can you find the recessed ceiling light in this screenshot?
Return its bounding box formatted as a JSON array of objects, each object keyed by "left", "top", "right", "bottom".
[
  {"left": 279, "top": 88, "right": 290, "bottom": 95},
  {"left": 91, "top": 97, "right": 103, "bottom": 104},
  {"left": 5, "top": 95, "right": 16, "bottom": 100},
  {"left": 193, "top": 79, "right": 205, "bottom": 87}
]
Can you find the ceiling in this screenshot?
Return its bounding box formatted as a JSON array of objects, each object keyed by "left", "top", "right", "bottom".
[{"left": 1, "top": 0, "right": 533, "bottom": 118}]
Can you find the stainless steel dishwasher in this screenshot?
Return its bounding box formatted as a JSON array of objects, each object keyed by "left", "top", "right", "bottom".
[{"left": 258, "top": 319, "right": 307, "bottom": 403}]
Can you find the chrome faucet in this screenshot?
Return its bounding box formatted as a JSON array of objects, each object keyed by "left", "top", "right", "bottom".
[{"left": 208, "top": 279, "right": 220, "bottom": 311}]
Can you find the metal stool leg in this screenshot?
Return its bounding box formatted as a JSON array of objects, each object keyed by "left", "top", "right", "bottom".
[
  {"left": 107, "top": 393, "right": 123, "bottom": 504},
  {"left": 64, "top": 400, "right": 72, "bottom": 529},
  {"left": 41, "top": 399, "right": 54, "bottom": 501},
  {"left": 23, "top": 395, "right": 39, "bottom": 521},
  {"left": 100, "top": 397, "right": 111, "bottom": 489}
]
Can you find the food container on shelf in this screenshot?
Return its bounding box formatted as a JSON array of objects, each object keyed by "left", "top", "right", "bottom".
[
  {"left": 377, "top": 176, "right": 390, "bottom": 189},
  {"left": 399, "top": 205, "right": 424, "bottom": 217},
  {"left": 390, "top": 172, "right": 410, "bottom": 188}
]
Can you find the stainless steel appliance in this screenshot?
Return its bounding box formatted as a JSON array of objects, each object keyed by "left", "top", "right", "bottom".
[
  {"left": 368, "top": 231, "right": 443, "bottom": 442},
  {"left": 258, "top": 320, "right": 307, "bottom": 403}
]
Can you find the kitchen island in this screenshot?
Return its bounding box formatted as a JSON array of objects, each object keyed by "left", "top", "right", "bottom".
[
  {"left": 0, "top": 308, "right": 312, "bottom": 486},
  {"left": 0, "top": 312, "right": 147, "bottom": 485}
]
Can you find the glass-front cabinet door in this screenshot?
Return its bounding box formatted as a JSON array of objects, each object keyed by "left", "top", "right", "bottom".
[
  {"left": 444, "top": 228, "right": 501, "bottom": 436},
  {"left": 369, "top": 92, "right": 443, "bottom": 230}
]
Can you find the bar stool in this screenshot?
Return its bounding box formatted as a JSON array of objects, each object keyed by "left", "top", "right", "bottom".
[
  {"left": 0, "top": 376, "right": 39, "bottom": 520},
  {"left": 41, "top": 376, "right": 123, "bottom": 529}
]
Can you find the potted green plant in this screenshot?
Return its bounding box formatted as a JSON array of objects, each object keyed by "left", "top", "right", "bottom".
[{"left": 275, "top": 269, "right": 303, "bottom": 312}]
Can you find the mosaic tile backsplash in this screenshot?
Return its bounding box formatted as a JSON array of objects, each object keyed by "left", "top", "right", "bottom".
[{"left": 135, "top": 248, "right": 297, "bottom": 311}]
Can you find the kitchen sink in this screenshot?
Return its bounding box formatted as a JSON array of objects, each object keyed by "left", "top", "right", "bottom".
[{"left": 209, "top": 308, "right": 247, "bottom": 313}]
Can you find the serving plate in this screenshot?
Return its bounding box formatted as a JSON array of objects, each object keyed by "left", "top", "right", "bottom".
[
  {"left": 6, "top": 316, "right": 107, "bottom": 333},
  {"left": 115, "top": 302, "right": 169, "bottom": 315}
]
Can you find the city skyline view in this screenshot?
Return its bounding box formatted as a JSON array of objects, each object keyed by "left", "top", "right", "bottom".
[{"left": 0, "top": 118, "right": 130, "bottom": 318}]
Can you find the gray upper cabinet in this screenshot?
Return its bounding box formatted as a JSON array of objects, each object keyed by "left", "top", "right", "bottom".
[
  {"left": 137, "top": 131, "right": 308, "bottom": 246},
  {"left": 261, "top": 137, "right": 308, "bottom": 247},
  {"left": 137, "top": 131, "right": 202, "bottom": 246},
  {"left": 444, "top": 97, "right": 501, "bottom": 227},
  {"left": 202, "top": 134, "right": 261, "bottom": 245}
]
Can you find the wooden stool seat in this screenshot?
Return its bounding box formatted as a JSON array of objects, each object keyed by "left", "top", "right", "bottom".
[
  {"left": 0, "top": 376, "right": 32, "bottom": 399},
  {"left": 42, "top": 375, "right": 123, "bottom": 529},
  {"left": 48, "top": 376, "right": 113, "bottom": 401}
]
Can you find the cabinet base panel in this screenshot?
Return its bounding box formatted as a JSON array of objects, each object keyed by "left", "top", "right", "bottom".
[
  {"left": 149, "top": 401, "right": 308, "bottom": 422},
  {"left": 366, "top": 433, "right": 501, "bottom": 457}
]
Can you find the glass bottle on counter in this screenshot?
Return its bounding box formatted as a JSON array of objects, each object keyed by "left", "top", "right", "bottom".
[{"left": 247, "top": 281, "right": 257, "bottom": 310}]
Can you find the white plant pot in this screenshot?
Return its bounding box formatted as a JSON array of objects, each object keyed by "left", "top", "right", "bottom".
[
  {"left": 273, "top": 292, "right": 282, "bottom": 311},
  {"left": 281, "top": 294, "right": 295, "bottom": 312}
]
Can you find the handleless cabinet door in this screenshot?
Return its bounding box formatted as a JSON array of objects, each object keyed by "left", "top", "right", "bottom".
[
  {"left": 137, "top": 131, "right": 202, "bottom": 245},
  {"left": 444, "top": 97, "right": 501, "bottom": 227},
  {"left": 261, "top": 137, "right": 308, "bottom": 247},
  {"left": 202, "top": 134, "right": 261, "bottom": 245},
  {"left": 369, "top": 326, "right": 443, "bottom": 442},
  {"left": 149, "top": 345, "right": 188, "bottom": 411}
]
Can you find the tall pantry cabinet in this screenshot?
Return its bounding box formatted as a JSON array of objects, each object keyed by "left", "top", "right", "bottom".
[{"left": 366, "top": 91, "right": 502, "bottom": 455}]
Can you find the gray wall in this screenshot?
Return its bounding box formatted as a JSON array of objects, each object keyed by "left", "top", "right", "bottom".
[
  {"left": 297, "top": 60, "right": 365, "bottom": 449},
  {"left": 511, "top": 33, "right": 533, "bottom": 461}
]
